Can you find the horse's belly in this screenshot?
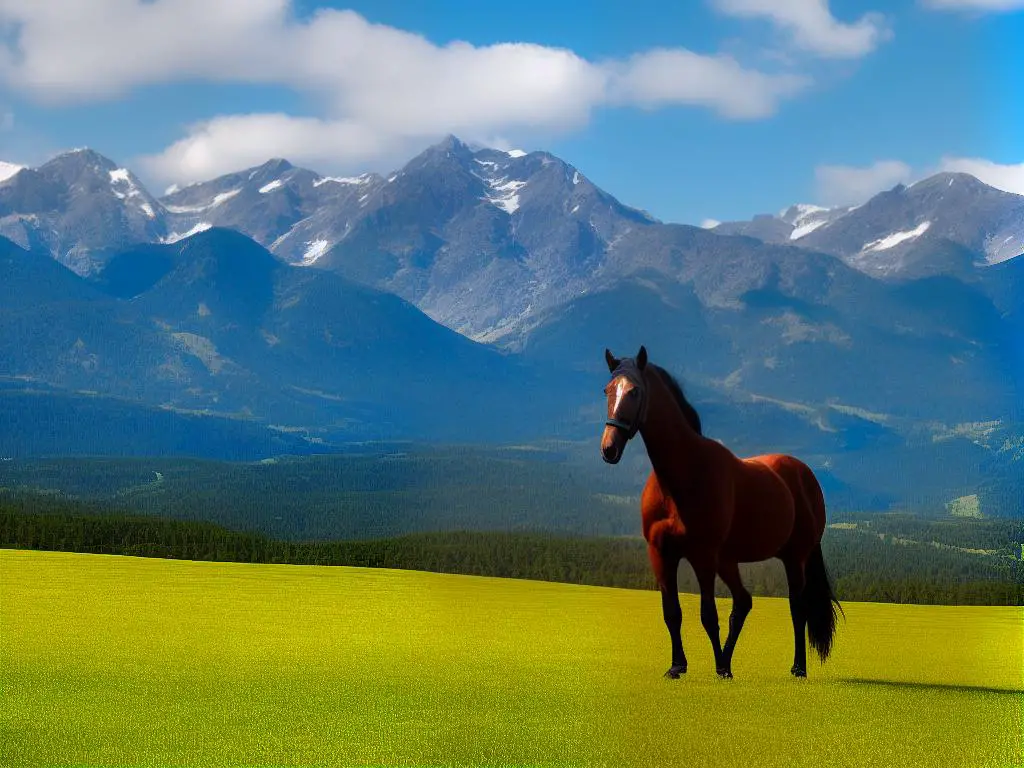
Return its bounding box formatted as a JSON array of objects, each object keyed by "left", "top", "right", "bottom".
[{"left": 725, "top": 523, "right": 792, "bottom": 562}]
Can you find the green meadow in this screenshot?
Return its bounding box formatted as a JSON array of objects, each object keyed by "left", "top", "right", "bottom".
[{"left": 1, "top": 549, "right": 1021, "bottom": 768}]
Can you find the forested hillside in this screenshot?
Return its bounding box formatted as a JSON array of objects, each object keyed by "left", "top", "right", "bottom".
[{"left": 3, "top": 493, "right": 1019, "bottom": 606}]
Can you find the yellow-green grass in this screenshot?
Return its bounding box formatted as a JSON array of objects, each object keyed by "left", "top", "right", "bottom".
[{"left": 1, "top": 549, "right": 1021, "bottom": 768}]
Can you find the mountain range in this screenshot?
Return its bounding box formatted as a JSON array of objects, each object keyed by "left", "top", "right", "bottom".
[{"left": 1, "top": 137, "right": 1021, "bottom": 516}]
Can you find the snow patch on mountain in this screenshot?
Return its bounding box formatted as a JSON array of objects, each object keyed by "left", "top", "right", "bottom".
[
  {"left": 506, "top": 149, "right": 527, "bottom": 158},
  {"left": 163, "top": 222, "right": 213, "bottom": 244},
  {"left": 300, "top": 239, "right": 332, "bottom": 266},
  {"left": 983, "top": 230, "right": 1024, "bottom": 265},
  {"left": 486, "top": 178, "right": 527, "bottom": 214},
  {"left": 163, "top": 189, "right": 240, "bottom": 214},
  {"left": 313, "top": 174, "right": 373, "bottom": 188},
  {"left": 780, "top": 204, "right": 828, "bottom": 225},
  {"left": 108, "top": 168, "right": 147, "bottom": 202},
  {"left": 259, "top": 179, "right": 283, "bottom": 194},
  {"left": 790, "top": 219, "right": 827, "bottom": 240},
  {"left": 108, "top": 168, "right": 131, "bottom": 184},
  {"left": 862, "top": 221, "right": 931, "bottom": 252},
  {"left": 212, "top": 190, "right": 241, "bottom": 206}
]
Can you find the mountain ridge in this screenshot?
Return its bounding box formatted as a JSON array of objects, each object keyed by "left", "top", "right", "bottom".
[{"left": 1, "top": 139, "right": 1021, "bottom": 515}]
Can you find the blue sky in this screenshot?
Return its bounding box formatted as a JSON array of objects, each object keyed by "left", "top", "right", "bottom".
[{"left": 0, "top": 0, "right": 1020, "bottom": 225}]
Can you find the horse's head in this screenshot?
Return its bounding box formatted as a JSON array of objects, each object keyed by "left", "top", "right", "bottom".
[{"left": 601, "top": 345, "right": 649, "bottom": 464}]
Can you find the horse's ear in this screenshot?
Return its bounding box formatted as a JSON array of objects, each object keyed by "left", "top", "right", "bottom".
[
  {"left": 636, "top": 345, "right": 648, "bottom": 370},
  {"left": 605, "top": 349, "right": 619, "bottom": 372}
]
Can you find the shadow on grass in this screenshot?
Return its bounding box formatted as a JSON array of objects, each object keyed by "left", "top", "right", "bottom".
[{"left": 840, "top": 678, "right": 1023, "bottom": 696}]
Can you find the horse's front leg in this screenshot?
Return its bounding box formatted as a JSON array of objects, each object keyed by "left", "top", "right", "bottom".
[
  {"left": 691, "top": 556, "right": 728, "bottom": 678},
  {"left": 648, "top": 545, "right": 687, "bottom": 678}
]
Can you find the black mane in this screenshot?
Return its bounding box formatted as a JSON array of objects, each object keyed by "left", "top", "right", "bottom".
[{"left": 651, "top": 364, "right": 703, "bottom": 436}]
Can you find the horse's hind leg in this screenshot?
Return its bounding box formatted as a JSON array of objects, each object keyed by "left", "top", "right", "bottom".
[
  {"left": 648, "top": 545, "right": 687, "bottom": 678},
  {"left": 717, "top": 559, "right": 753, "bottom": 678},
  {"left": 783, "top": 556, "right": 808, "bottom": 677}
]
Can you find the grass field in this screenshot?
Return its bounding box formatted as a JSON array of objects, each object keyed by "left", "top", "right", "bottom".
[{"left": 1, "top": 549, "right": 1021, "bottom": 768}]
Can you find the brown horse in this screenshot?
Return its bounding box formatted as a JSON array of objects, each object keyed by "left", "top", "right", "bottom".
[{"left": 600, "top": 346, "right": 842, "bottom": 679}]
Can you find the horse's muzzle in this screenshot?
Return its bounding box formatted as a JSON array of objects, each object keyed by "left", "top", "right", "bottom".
[{"left": 601, "top": 425, "right": 625, "bottom": 464}]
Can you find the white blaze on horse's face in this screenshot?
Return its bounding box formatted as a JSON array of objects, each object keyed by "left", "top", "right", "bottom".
[
  {"left": 608, "top": 375, "right": 640, "bottom": 422},
  {"left": 613, "top": 377, "right": 630, "bottom": 414},
  {"left": 602, "top": 373, "right": 640, "bottom": 464}
]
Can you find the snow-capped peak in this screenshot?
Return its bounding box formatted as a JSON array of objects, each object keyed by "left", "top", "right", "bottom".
[
  {"left": 107, "top": 167, "right": 158, "bottom": 218},
  {"left": 780, "top": 203, "right": 829, "bottom": 226},
  {"left": 505, "top": 149, "right": 527, "bottom": 158}
]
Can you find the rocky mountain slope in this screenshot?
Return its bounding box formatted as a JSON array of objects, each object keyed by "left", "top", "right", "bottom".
[{"left": 712, "top": 173, "right": 1024, "bottom": 279}]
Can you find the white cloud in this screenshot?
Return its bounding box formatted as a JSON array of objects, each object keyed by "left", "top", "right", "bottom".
[
  {"left": 141, "top": 113, "right": 412, "bottom": 184},
  {"left": 938, "top": 157, "right": 1024, "bottom": 196},
  {"left": 710, "top": 0, "right": 892, "bottom": 59},
  {"left": 814, "top": 160, "right": 912, "bottom": 206},
  {"left": 0, "top": 2, "right": 814, "bottom": 185},
  {"left": 921, "top": 0, "right": 1024, "bottom": 11},
  {"left": 0, "top": 160, "right": 22, "bottom": 182},
  {"left": 607, "top": 49, "right": 809, "bottom": 119}
]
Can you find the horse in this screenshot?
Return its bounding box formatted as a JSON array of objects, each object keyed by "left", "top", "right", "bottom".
[{"left": 600, "top": 345, "right": 842, "bottom": 679}]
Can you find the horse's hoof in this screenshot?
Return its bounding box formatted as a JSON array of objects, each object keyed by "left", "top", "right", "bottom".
[
  {"left": 664, "top": 665, "right": 687, "bottom": 679},
  {"left": 717, "top": 669, "right": 733, "bottom": 680},
  {"left": 791, "top": 666, "right": 807, "bottom": 678}
]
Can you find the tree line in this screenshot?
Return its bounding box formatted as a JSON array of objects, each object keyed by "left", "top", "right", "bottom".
[{"left": 2, "top": 492, "right": 1019, "bottom": 606}]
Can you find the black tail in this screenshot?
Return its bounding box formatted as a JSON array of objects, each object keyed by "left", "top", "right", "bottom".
[{"left": 804, "top": 543, "right": 843, "bottom": 663}]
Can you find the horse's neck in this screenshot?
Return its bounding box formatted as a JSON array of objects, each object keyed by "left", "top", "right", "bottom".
[{"left": 639, "top": 372, "right": 704, "bottom": 489}]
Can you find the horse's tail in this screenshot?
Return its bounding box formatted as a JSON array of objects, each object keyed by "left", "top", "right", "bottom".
[{"left": 804, "top": 542, "right": 843, "bottom": 664}]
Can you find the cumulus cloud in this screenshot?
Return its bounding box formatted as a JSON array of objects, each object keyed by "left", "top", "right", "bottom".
[
  {"left": 0, "top": 1, "right": 815, "bottom": 185},
  {"left": 142, "top": 114, "right": 415, "bottom": 184},
  {"left": 607, "top": 49, "right": 809, "bottom": 119},
  {"left": 814, "top": 160, "right": 913, "bottom": 206},
  {"left": 710, "top": 0, "right": 892, "bottom": 59},
  {"left": 938, "top": 157, "right": 1024, "bottom": 195},
  {"left": 922, "top": 0, "right": 1024, "bottom": 11}
]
